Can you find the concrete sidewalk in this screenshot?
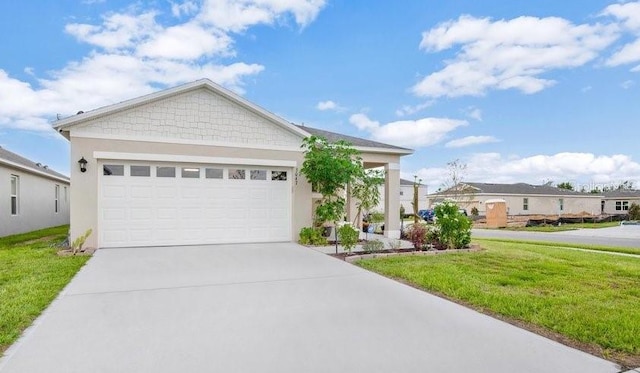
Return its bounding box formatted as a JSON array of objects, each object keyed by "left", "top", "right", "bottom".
[{"left": 0, "top": 243, "right": 621, "bottom": 373}]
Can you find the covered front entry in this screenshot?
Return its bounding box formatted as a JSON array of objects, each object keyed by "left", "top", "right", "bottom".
[{"left": 98, "top": 160, "right": 292, "bottom": 248}]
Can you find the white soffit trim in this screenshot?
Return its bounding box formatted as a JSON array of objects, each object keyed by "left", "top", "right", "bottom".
[
  {"left": 0, "top": 159, "right": 70, "bottom": 183},
  {"left": 355, "top": 146, "right": 413, "bottom": 155},
  {"left": 73, "top": 132, "right": 302, "bottom": 153},
  {"left": 93, "top": 151, "right": 297, "bottom": 168}
]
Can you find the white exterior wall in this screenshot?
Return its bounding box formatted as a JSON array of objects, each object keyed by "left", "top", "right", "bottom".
[{"left": 0, "top": 165, "right": 70, "bottom": 237}]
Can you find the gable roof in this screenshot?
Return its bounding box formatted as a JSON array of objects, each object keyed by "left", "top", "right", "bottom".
[
  {"left": 434, "top": 182, "right": 600, "bottom": 197},
  {"left": 0, "top": 146, "right": 69, "bottom": 183},
  {"left": 296, "top": 125, "right": 412, "bottom": 154},
  {"left": 602, "top": 189, "right": 640, "bottom": 198},
  {"left": 53, "top": 79, "right": 309, "bottom": 140},
  {"left": 52, "top": 79, "right": 412, "bottom": 155}
]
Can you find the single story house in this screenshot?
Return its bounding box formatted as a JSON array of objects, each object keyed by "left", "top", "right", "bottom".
[
  {"left": 375, "top": 178, "right": 428, "bottom": 215},
  {"left": 428, "top": 182, "right": 603, "bottom": 216},
  {"left": 1, "top": 146, "right": 70, "bottom": 237},
  {"left": 53, "top": 79, "right": 412, "bottom": 249},
  {"left": 602, "top": 190, "right": 640, "bottom": 215}
]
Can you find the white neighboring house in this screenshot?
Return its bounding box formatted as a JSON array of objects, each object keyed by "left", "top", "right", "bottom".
[
  {"left": 428, "top": 182, "right": 603, "bottom": 216},
  {"left": 601, "top": 190, "right": 640, "bottom": 215},
  {"left": 53, "top": 79, "right": 412, "bottom": 249},
  {"left": 376, "top": 178, "right": 428, "bottom": 215},
  {"left": 1, "top": 147, "right": 70, "bottom": 237}
]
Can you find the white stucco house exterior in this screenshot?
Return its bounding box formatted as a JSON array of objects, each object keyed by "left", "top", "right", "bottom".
[
  {"left": 1, "top": 147, "right": 70, "bottom": 237},
  {"left": 53, "top": 79, "right": 412, "bottom": 249},
  {"left": 428, "top": 182, "right": 603, "bottom": 216}
]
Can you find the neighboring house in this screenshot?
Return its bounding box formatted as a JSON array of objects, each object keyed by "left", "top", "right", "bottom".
[
  {"left": 376, "top": 178, "right": 428, "bottom": 215},
  {"left": 1, "top": 147, "right": 70, "bottom": 237},
  {"left": 53, "top": 79, "right": 412, "bottom": 249},
  {"left": 601, "top": 190, "right": 640, "bottom": 215},
  {"left": 428, "top": 182, "right": 602, "bottom": 216}
]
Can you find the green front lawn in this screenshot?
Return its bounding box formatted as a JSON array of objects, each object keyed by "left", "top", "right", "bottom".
[
  {"left": 0, "top": 226, "right": 89, "bottom": 354},
  {"left": 356, "top": 241, "right": 640, "bottom": 366}
]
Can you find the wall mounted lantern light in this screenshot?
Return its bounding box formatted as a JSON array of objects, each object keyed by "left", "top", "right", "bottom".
[{"left": 78, "top": 157, "right": 88, "bottom": 173}]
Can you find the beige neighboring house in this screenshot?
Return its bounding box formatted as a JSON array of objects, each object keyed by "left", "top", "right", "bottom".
[
  {"left": 375, "top": 178, "right": 428, "bottom": 215},
  {"left": 1, "top": 147, "right": 70, "bottom": 237},
  {"left": 428, "top": 182, "right": 602, "bottom": 216},
  {"left": 53, "top": 79, "right": 412, "bottom": 249},
  {"left": 601, "top": 190, "right": 640, "bottom": 215}
]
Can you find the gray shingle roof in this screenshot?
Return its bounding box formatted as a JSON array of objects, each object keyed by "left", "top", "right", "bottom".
[
  {"left": 0, "top": 146, "right": 69, "bottom": 181},
  {"left": 602, "top": 190, "right": 640, "bottom": 198},
  {"left": 296, "top": 125, "right": 412, "bottom": 152},
  {"left": 441, "top": 182, "right": 597, "bottom": 196}
]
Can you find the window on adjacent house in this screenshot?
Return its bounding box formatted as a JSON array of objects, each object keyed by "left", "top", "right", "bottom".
[
  {"left": 523, "top": 198, "right": 528, "bottom": 211},
  {"left": 10, "top": 175, "right": 19, "bottom": 215},
  {"left": 558, "top": 198, "right": 564, "bottom": 212},
  {"left": 55, "top": 185, "right": 60, "bottom": 213},
  {"left": 615, "top": 201, "right": 630, "bottom": 211}
]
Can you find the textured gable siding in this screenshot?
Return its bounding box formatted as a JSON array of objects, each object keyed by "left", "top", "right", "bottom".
[{"left": 75, "top": 88, "right": 302, "bottom": 147}]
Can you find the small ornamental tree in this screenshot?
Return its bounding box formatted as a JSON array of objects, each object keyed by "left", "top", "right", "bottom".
[
  {"left": 351, "top": 169, "right": 385, "bottom": 230},
  {"left": 301, "top": 135, "right": 363, "bottom": 227},
  {"left": 434, "top": 200, "right": 472, "bottom": 249}
]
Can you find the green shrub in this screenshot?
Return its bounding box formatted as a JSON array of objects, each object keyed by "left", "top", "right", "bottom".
[
  {"left": 337, "top": 224, "right": 359, "bottom": 253},
  {"left": 434, "top": 201, "right": 472, "bottom": 249},
  {"left": 71, "top": 229, "right": 92, "bottom": 254},
  {"left": 629, "top": 202, "right": 640, "bottom": 220},
  {"left": 299, "top": 227, "right": 328, "bottom": 246},
  {"left": 362, "top": 239, "right": 384, "bottom": 253}
]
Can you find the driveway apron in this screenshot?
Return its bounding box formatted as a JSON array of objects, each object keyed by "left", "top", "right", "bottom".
[{"left": 0, "top": 243, "right": 620, "bottom": 373}]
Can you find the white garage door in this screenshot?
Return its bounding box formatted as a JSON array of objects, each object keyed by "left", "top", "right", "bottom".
[{"left": 98, "top": 162, "right": 292, "bottom": 248}]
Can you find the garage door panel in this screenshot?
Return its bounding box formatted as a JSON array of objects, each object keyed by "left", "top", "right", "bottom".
[{"left": 99, "top": 162, "right": 292, "bottom": 248}]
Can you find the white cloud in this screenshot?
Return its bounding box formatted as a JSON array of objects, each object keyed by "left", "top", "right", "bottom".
[
  {"left": 464, "top": 106, "right": 482, "bottom": 121},
  {"left": 621, "top": 79, "right": 635, "bottom": 89},
  {"left": 413, "top": 15, "right": 618, "bottom": 98},
  {"left": 395, "top": 100, "right": 434, "bottom": 117},
  {"left": 445, "top": 135, "right": 498, "bottom": 148},
  {"left": 602, "top": 1, "right": 640, "bottom": 69},
  {"left": 349, "top": 113, "right": 467, "bottom": 148},
  {"left": 412, "top": 152, "right": 640, "bottom": 190},
  {"left": 581, "top": 85, "right": 593, "bottom": 93},
  {"left": 316, "top": 100, "right": 344, "bottom": 111},
  {"left": 0, "top": 1, "right": 326, "bottom": 132}
]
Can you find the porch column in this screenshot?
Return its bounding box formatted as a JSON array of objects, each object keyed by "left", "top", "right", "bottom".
[{"left": 384, "top": 163, "right": 401, "bottom": 239}]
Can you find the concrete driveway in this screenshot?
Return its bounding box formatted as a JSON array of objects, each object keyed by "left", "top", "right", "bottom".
[{"left": 0, "top": 243, "right": 620, "bottom": 373}]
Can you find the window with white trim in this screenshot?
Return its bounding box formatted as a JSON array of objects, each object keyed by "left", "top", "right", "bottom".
[
  {"left": 55, "top": 184, "right": 60, "bottom": 213},
  {"left": 523, "top": 198, "right": 528, "bottom": 211},
  {"left": 615, "top": 201, "right": 629, "bottom": 211},
  {"left": 558, "top": 198, "right": 564, "bottom": 212},
  {"left": 10, "top": 175, "right": 19, "bottom": 215}
]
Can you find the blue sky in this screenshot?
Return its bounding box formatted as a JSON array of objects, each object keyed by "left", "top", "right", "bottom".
[{"left": 1, "top": 0, "right": 639, "bottom": 191}]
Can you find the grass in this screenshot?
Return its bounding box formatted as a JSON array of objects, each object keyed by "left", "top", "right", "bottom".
[
  {"left": 356, "top": 241, "right": 640, "bottom": 366},
  {"left": 0, "top": 225, "right": 89, "bottom": 354},
  {"left": 501, "top": 221, "right": 621, "bottom": 232},
  {"left": 474, "top": 237, "right": 640, "bottom": 256}
]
